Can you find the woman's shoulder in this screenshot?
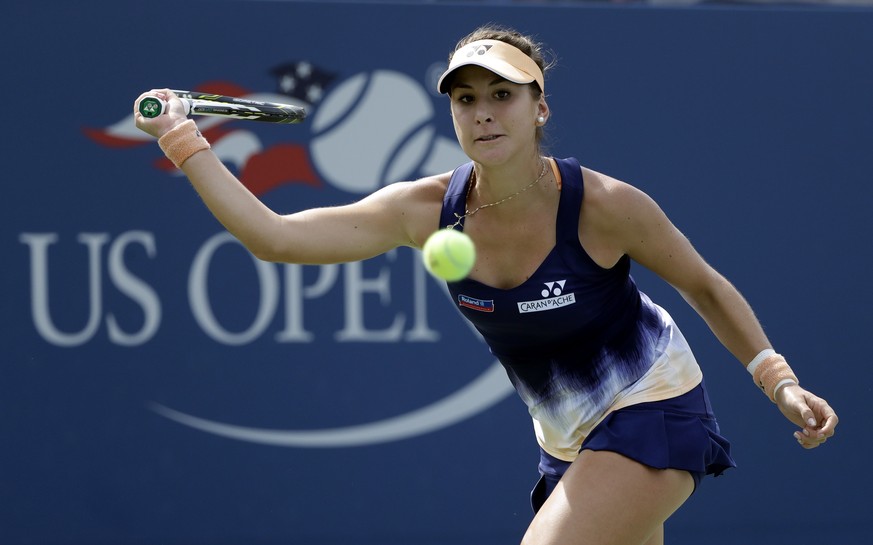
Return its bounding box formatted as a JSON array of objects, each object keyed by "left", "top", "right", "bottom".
[
  {"left": 369, "top": 170, "right": 450, "bottom": 200},
  {"left": 367, "top": 172, "right": 453, "bottom": 247},
  {"left": 578, "top": 166, "right": 663, "bottom": 231},
  {"left": 580, "top": 167, "right": 642, "bottom": 207},
  {"left": 382, "top": 171, "right": 452, "bottom": 204},
  {"left": 575, "top": 165, "right": 672, "bottom": 265}
]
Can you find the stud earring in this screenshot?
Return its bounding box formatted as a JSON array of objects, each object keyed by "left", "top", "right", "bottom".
[{"left": 536, "top": 116, "right": 545, "bottom": 124}]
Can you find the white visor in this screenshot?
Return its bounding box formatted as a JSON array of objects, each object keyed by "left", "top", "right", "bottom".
[{"left": 437, "top": 39, "right": 544, "bottom": 95}]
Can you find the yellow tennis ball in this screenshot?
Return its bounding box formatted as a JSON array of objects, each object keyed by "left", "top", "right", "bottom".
[{"left": 422, "top": 228, "right": 476, "bottom": 281}]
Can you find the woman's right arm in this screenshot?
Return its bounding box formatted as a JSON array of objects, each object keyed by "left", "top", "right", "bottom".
[{"left": 134, "top": 89, "right": 445, "bottom": 264}]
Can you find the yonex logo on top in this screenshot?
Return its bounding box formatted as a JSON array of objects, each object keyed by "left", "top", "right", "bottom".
[
  {"left": 542, "top": 280, "right": 565, "bottom": 298},
  {"left": 518, "top": 280, "right": 576, "bottom": 314},
  {"left": 466, "top": 44, "right": 493, "bottom": 58}
]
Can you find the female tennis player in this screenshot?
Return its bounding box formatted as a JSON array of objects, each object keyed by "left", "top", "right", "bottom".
[{"left": 134, "top": 25, "right": 838, "bottom": 545}]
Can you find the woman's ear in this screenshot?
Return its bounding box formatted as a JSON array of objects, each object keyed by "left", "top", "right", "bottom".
[{"left": 536, "top": 100, "right": 549, "bottom": 126}]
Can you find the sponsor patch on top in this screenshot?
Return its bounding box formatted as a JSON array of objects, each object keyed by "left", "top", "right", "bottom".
[{"left": 458, "top": 295, "right": 494, "bottom": 313}]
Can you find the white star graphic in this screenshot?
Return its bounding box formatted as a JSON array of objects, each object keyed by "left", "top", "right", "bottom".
[
  {"left": 296, "top": 62, "right": 312, "bottom": 79},
  {"left": 306, "top": 83, "right": 323, "bottom": 103},
  {"left": 280, "top": 74, "right": 297, "bottom": 94}
]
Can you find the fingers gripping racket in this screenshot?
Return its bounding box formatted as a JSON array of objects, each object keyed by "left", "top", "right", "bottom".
[{"left": 139, "top": 90, "right": 306, "bottom": 124}]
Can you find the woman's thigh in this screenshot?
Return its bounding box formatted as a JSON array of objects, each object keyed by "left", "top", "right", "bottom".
[{"left": 521, "top": 450, "right": 693, "bottom": 545}]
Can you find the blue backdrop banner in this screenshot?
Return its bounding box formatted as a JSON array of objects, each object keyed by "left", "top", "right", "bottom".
[{"left": 3, "top": 1, "right": 871, "bottom": 544}]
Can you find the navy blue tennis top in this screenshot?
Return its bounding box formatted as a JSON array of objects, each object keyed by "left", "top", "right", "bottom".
[{"left": 440, "top": 157, "right": 702, "bottom": 460}]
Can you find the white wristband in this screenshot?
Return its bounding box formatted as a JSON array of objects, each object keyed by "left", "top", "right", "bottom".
[
  {"left": 772, "top": 378, "right": 798, "bottom": 398},
  {"left": 746, "top": 348, "right": 776, "bottom": 376}
]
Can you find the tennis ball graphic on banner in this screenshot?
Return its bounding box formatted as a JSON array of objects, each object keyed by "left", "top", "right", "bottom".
[
  {"left": 309, "top": 70, "right": 436, "bottom": 193},
  {"left": 423, "top": 228, "right": 476, "bottom": 282}
]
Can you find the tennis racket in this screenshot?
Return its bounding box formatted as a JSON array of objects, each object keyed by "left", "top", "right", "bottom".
[{"left": 138, "top": 90, "right": 306, "bottom": 124}]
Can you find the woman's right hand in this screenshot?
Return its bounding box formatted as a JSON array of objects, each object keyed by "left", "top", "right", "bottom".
[{"left": 133, "top": 88, "right": 190, "bottom": 139}]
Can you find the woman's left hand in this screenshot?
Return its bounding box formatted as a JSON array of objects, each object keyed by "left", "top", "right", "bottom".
[{"left": 775, "top": 384, "right": 838, "bottom": 449}]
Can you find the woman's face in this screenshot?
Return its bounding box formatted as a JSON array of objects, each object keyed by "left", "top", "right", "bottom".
[{"left": 448, "top": 65, "right": 545, "bottom": 166}]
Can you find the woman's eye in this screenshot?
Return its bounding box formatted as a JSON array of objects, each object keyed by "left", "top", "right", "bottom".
[{"left": 495, "top": 90, "right": 511, "bottom": 99}]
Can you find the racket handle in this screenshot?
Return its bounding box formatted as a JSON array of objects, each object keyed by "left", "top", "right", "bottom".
[{"left": 138, "top": 96, "right": 191, "bottom": 118}]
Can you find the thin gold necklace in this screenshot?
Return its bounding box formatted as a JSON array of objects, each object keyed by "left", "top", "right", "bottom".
[{"left": 449, "top": 157, "right": 548, "bottom": 229}]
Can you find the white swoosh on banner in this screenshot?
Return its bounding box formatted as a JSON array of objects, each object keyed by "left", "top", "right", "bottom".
[{"left": 150, "top": 360, "right": 514, "bottom": 447}]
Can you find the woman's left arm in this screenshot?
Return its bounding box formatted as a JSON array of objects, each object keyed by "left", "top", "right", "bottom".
[{"left": 599, "top": 176, "right": 838, "bottom": 447}]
